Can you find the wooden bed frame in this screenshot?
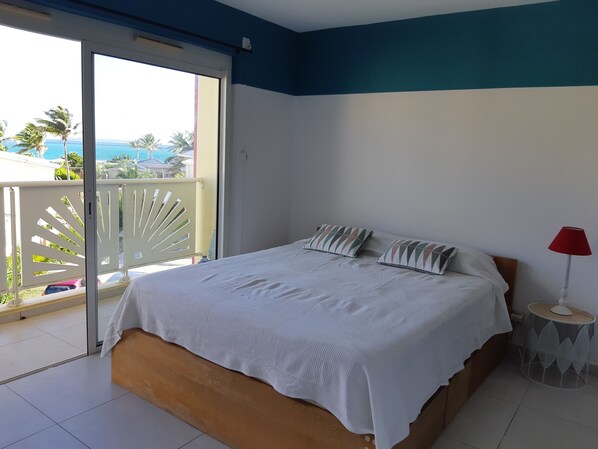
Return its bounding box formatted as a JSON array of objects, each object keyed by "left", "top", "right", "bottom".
[{"left": 112, "top": 256, "right": 517, "bottom": 449}]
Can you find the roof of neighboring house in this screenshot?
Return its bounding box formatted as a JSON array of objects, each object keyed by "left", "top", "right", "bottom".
[
  {"left": 0, "top": 151, "right": 60, "bottom": 168},
  {"left": 137, "top": 159, "right": 172, "bottom": 169}
]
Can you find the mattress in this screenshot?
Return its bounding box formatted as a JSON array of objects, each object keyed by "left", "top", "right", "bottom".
[{"left": 102, "top": 238, "right": 512, "bottom": 449}]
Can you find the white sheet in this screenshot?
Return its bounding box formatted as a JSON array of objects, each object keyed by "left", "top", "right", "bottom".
[{"left": 102, "top": 240, "right": 512, "bottom": 449}]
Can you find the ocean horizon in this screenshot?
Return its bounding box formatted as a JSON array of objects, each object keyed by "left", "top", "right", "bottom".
[{"left": 5, "top": 139, "right": 171, "bottom": 163}]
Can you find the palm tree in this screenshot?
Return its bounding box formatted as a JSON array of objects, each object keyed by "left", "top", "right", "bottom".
[
  {"left": 166, "top": 131, "right": 194, "bottom": 177},
  {"left": 137, "top": 133, "right": 161, "bottom": 160},
  {"left": 13, "top": 123, "right": 47, "bottom": 158},
  {"left": 0, "top": 120, "right": 8, "bottom": 151},
  {"left": 109, "top": 155, "right": 136, "bottom": 179},
  {"left": 128, "top": 138, "right": 143, "bottom": 162},
  {"left": 37, "top": 106, "right": 80, "bottom": 180}
]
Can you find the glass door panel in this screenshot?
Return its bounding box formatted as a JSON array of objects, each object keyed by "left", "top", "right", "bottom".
[
  {"left": 0, "top": 24, "right": 86, "bottom": 381},
  {"left": 91, "top": 54, "right": 221, "bottom": 347}
]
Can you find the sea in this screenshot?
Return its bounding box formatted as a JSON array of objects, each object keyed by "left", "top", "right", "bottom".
[{"left": 5, "top": 139, "right": 171, "bottom": 163}]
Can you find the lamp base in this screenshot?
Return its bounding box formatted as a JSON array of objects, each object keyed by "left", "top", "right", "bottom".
[{"left": 551, "top": 304, "right": 573, "bottom": 316}]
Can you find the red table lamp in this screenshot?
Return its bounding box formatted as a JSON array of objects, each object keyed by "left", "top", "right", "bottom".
[{"left": 548, "top": 227, "right": 592, "bottom": 316}]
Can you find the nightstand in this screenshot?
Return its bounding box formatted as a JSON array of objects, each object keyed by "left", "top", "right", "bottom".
[{"left": 521, "top": 302, "right": 595, "bottom": 389}]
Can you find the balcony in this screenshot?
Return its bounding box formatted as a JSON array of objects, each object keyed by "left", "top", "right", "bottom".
[{"left": 0, "top": 178, "right": 206, "bottom": 381}]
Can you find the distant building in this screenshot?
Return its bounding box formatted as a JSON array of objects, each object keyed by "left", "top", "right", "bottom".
[
  {"left": 137, "top": 159, "right": 172, "bottom": 178},
  {"left": 0, "top": 151, "right": 59, "bottom": 182}
]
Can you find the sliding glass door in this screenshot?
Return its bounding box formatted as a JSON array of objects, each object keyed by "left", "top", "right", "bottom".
[
  {"left": 82, "top": 45, "right": 223, "bottom": 352},
  {"left": 0, "top": 6, "right": 230, "bottom": 373}
]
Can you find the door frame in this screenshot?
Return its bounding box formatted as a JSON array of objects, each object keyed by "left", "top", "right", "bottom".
[{"left": 82, "top": 41, "right": 231, "bottom": 354}]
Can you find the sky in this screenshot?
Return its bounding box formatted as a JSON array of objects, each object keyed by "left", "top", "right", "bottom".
[{"left": 0, "top": 25, "right": 195, "bottom": 142}]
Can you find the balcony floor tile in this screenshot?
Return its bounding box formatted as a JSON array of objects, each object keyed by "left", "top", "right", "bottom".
[
  {"left": 23, "top": 305, "right": 86, "bottom": 334},
  {"left": 0, "top": 320, "right": 45, "bottom": 348},
  {"left": 0, "top": 334, "right": 83, "bottom": 382},
  {"left": 51, "top": 323, "right": 87, "bottom": 352}
]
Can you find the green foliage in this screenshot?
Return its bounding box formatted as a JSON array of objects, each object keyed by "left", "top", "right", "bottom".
[
  {"left": 37, "top": 106, "right": 80, "bottom": 180},
  {"left": 64, "top": 152, "right": 84, "bottom": 177},
  {"left": 55, "top": 167, "right": 81, "bottom": 180},
  {"left": 166, "top": 130, "right": 194, "bottom": 177},
  {"left": 137, "top": 169, "right": 157, "bottom": 179},
  {"left": 36, "top": 106, "right": 80, "bottom": 141},
  {"left": 0, "top": 119, "right": 7, "bottom": 151},
  {"left": 128, "top": 139, "right": 143, "bottom": 162},
  {"left": 108, "top": 154, "right": 136, "bottom": 178},
  {"left": 1, "top": 247, "right": 58, "bottom": 304},
  {"left": 136, "top": 133, "right": 161, "bottom": 160},
  {"left": 0, "top": 247, "right": 21, "bottom": 304},
  {"left": 115, "top": 166, "right": 137, "bottom": 179},
  {"left": 169, "top": 131, "right": 194, "bottom": 153},
  {"left": 13, "top": 123, "right": 47, "bottom": 158},
  {"left": 109, "top": 154, "right": 134, "bottom": 163}
]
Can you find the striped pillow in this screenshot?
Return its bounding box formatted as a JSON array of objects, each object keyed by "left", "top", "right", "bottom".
[
  {"left": 304, "top": 224, "right": 373, "bottom": 258},
  {"left": 377, "top": 239, "right": 458, "bottom": 275}
]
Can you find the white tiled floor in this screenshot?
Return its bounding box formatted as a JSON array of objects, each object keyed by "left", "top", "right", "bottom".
[
  {"left": 0, "top": 298, "right": 120, "bottom": 382},
  {"left": 435, "top": 358, "right": 598, "bottom": 449},
  {"left": 1, "top": 354, "right": 597, "bottom": 449}
]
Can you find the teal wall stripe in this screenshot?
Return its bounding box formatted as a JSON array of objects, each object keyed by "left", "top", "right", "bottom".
[{"left": 297, "top": 0, "right": 598, "bottom": 95}]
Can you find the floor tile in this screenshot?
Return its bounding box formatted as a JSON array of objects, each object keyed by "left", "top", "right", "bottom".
[
  {"left": 4, "top": 425, "right": 88, "bottom": 449},
  {"left": 431, "top": 436, "right": 477, "bottom": 449},
  {"left": 443, "top": 391, "right": 518, "bottom": 449},
  {"left": 61, "top": 393, "right": 201, "bottom": 449},
  {"left": 98, "top": 296, "right": 120, "bottom": 311},
  {"left": 0, "top": 386, "right": 54, "bottom": 448},
  {"left": 477, "top": 359, "right": 530, "bottom": 404},
  {"left": 498, "top": 406, "right": 598, "bottom": 449},
  {"left": 0, "top": 334, "right": 83, "bottom": 382},
  {"left": 7, "top": 354, "right": 127, "bottom": 423},
  {"left": 0, "top": 321, "right": 45, "bottom": 347},
  {"left": 24, "top": 306, "right": 86, "bottom": 334},
  {"left": 50, "top": 323, "right": 87, "bottom": 352},
  {"left": 181, "top": 434, "right": 232, "bottom": 449},
  {"left": 522, "top": 381, "right": 598, "bottom": 431}
]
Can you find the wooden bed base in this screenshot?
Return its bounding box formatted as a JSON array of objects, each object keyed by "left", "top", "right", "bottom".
[{"left": 112, "top": 256, "right": 517, "bottom": 449}]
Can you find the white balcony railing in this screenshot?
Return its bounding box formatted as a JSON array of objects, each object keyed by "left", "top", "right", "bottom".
[{"left": 1, "top": 178, "right": 202, "bottom": 306}]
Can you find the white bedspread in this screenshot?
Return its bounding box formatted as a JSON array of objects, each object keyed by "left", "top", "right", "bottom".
[{"left": 102, "top": 240, "right": 511, "bottom": 449}]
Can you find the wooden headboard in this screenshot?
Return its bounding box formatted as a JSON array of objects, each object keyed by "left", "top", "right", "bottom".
[{"left": 491, "top": 256, "right": 518, "bottom": 314}]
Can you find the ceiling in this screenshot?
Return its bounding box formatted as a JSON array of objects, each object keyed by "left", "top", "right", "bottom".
[{"left": 216, "top": 0, "right": 554, "bottom": 32}]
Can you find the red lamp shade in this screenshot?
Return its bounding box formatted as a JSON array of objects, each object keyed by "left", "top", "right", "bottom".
[{"left": 548, "top": 227, "right": 592, "bottom": 256}]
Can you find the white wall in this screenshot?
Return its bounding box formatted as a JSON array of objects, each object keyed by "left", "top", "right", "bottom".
[
  {"left": 227, "top": 84, "right": 294, "bottom": 255},
  {"left": 289, "top": 86, "right": 598, "bottom": 363}
]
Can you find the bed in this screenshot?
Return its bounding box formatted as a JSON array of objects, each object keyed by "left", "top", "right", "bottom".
[{"left": 102, "top": 232, "right": 517, "bottom": 449}]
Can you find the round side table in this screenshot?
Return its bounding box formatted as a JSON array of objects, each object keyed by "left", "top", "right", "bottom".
[{"left": 521, "top": 302, "right": 595, "bottom": 389}]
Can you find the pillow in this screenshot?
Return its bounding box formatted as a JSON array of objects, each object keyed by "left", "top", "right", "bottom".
[
  {"left": 303, "top": 224, "right": 373, "bottom": 258},
  {"left": 377, "top": 239, "right": 458, "bottom": 275}
]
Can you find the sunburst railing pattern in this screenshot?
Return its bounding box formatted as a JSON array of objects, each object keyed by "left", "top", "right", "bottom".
[
  {"left": 20, "top": 184, "right": 87, "bottom": 288},
  {"left": 123, "top": 182, "right": 196, "bottom": 269},
  {"left": 0, "top": 179, "right": 201, "bottom": 303}
]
